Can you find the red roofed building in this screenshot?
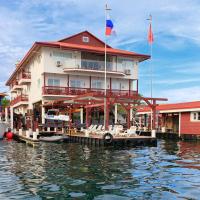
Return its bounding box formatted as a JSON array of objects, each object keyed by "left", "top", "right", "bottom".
[
  {"left": 137, "top": 101, "right": 200, "bottom": 138},
  {"left": 6, "top": 31, "right": 150, "bottom": 130}
]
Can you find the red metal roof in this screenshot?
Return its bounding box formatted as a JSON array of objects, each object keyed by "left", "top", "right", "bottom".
[
  {"left": 6, "top": 31, "right": 150, "bottom": 86},
  {"left": 138, "top": 101, "right": 200, "bottom": 113}
]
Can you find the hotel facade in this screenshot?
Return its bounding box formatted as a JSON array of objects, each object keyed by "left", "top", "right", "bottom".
[{"left": 6, "top": 31, "right": 150, "bottom": 129}]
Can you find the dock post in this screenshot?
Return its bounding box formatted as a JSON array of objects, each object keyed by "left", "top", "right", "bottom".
[
  {"left": 19, "top": 129, "right": 23, "bottom": 136},
  {"left": 151, "top": 130, "right": 156, "bottom": 138},
  {"left": 33, "top": 132, "right": 38, "bottom": 140}
]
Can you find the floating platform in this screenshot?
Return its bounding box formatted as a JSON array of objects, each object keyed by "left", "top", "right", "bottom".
[
  {"left": 13, "top": 133, "right": 39, "bottom": 146},
  {"left": 67, "top": 132, "right": 157, "bottom": 147}
]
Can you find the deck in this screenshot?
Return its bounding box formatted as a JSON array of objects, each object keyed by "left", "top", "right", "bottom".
[{"left": 67, "top": 131, "right": 157, "bottom": 147}]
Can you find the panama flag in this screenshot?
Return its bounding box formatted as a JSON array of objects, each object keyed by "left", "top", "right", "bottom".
[
  {"left": 148, "top": 23, "right": 154, "bottom": 44},
  {"left": 105, "top": 14, "right": 114, "bottom": 36}
]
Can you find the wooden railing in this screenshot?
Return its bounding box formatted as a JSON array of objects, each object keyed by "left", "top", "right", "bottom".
[
  {"left": 22, "top": 72, "right": 31, "bottom": 79},
  {"left": 10, "top": 95, "right": 28, "bottom": 106},
  {"left": 42, "top": 86, "right": 137, "bottom": 97}
]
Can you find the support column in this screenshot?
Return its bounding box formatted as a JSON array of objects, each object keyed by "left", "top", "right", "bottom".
[
  {"left": 127, "top": 108, "right": 131, "bottom": 129},
  {"left": 42, "top": 106, "right": 45, "bottom": 124},
  {"left": 69, "top": 110, "right": 72, "bottom": 129},
  {"left": 10, "top": 106, "right": 14, "bottom": 129},
  {"left": 80, "top": 108, "right": 83, "bottom": 124},
  {"left": 86, "top": 108, "right": 88, "bottom": 128},
  {"left": 106, "top": 103, "right": 110, "bottom": 130},
  {"left": 130, "top": 107, "right": 133, "bottom": 124},
  {"left": 152, "top": 101, "right": 156, "bottom": 130},
  {"left": 5, "top": 107, "right": 8, "bottom": 123},
  {"left": 179, "top": 112, "right": 181, "bottom": 137},
  {"left": 114, "top": 104, "right": 118, "bottom": 124}
]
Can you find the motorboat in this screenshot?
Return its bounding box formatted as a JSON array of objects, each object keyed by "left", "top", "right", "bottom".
[{"left": 39, "top": 135, "right": 68, "bottom": 142}]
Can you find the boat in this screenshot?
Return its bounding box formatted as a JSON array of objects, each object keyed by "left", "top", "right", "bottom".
[
  {"left": 0, "top": 121, "right": 9, "bottom": 139},
  {"left": 39, "top": 135, "right": 65, "bottom": 142}
]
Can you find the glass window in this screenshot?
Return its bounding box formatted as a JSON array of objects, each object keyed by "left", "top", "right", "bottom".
[
  {"left": 53, "top": 51, "right": 72, "bottom": 59},
  {"left": 112, "top": 82, "right": 121, "bottom": 90},
  {"left": 70, "top": 80, "right": 81, "bottom": 88},
  {"left": 191, "top": 112, "right": 200, "bottom": 121},
  {"left": 48, "top": 79, "right": 60, "bottom": 86},
  {"left": 92, "top": 80, "right": 103, "bottom": 89}
]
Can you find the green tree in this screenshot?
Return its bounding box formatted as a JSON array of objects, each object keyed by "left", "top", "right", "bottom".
[{"left": 1, "top": 97, "right": 10, "bottom": 108}]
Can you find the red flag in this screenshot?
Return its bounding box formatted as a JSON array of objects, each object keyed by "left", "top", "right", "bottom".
[{"left": 148, "top": 23, "right": 154, "bottom": 44}]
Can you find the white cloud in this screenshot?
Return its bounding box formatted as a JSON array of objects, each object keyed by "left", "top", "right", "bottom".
[{"left": 158, "top": 86, "right": 200, "bottom": 103}]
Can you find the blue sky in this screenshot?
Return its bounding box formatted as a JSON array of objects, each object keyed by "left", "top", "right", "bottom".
[{"left": 0, "top": 0, "right": 200, "bottom": 102}]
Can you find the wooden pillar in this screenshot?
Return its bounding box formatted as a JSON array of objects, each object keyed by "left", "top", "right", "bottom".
[
  {"left": 127, "top": 108, "right": 130, "bottom": 129},
  {"left": 80, "top": 108, "right": 84, "bottom": 124},
  {"left": 128, "top": 79, "right": 131, "bottom": 96},
  {"left": 152, "top": 100, "right": 156, "bottom": 130},
  {"left": 114, "top": 104, "right": 118, "bottom": 124},
  {"left": 106, "top": 103, "right": 110, "bottom": 130},
  {"left": 69, "top": 110, "right": 72, "bottom": 129},
  {"left": 110, "top": 77, "right": 112, "bottom": 93},
  {"left": 10, "top": 106, "right": 14, "bottom": 129},
  {"left": 86, "top": 108, "right": 91, "bottom": 128}
]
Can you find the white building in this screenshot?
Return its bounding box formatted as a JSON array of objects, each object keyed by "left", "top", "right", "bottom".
[{"left": 6, "top": 31, "right": 149, "bottom": 129}]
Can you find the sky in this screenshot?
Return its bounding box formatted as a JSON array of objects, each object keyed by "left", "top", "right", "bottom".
[{"left": 0, "top": 0, "right": 200, "bottom": 103}]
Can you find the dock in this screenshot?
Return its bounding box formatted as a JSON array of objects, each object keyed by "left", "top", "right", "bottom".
[
  {"left": 67, "top": 132, "right": 157, "bottom": 147},
  {"left": 12, "top": 128, "right": 157, "bottom": 148}
]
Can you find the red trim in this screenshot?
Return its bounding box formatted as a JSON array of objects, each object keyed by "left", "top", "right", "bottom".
[{"left": 89, "top": 76, "right": 91, "bottom": 89}]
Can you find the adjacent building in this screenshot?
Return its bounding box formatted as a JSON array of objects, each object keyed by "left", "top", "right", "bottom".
[
  {"left": 137, "top": 101, "right": 200, "bottom": 138},
  {"left": 6, "top": 31, "right": 149, "bottom": 129}
]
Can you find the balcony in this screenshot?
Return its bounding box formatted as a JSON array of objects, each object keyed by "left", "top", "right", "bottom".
[
  {"left": 19, "top": 72, "right": 31, "bottom": 85},
  {"left": 11, "top": 81, "right": 23, "bottom": 92},
  {"left": 63, "top": 59, "right": 126, "bottom": 76},
  {"left": 42, "top": 86, "right": 137, "bottom": 97},
  {"left": 10, "top": 95, "right": 29, "bottom": 106}
]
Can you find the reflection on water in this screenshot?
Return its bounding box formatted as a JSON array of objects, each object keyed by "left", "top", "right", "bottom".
[{"left": 0, "top": 140, "right": 200, "bottom": 199}]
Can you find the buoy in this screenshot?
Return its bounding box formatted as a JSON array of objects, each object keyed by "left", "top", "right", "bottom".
[{"left": 6, "top": 129, "right": 13, "bottom": 140}]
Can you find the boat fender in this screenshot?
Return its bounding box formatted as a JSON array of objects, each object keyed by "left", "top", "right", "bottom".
[
  {"left": 103, "top": 133, "right": 113, "bottom": 144},
  {"left": 6, "top": 128, "right": 13, "bottom": 140}
]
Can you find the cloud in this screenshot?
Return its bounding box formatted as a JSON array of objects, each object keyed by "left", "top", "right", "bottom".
[
  {"left": 158, "top": 86, "right": 200, "bottom": 103},
  {"left": 0, "top": 0, "right": 200, "bottom": 103}
]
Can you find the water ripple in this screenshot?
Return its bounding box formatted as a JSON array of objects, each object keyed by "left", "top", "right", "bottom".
[{"left": 0, "top": 140, "right": 200, "bottom": 199}]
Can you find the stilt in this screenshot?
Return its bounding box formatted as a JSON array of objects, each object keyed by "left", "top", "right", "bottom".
[{"left": 114, "top": 103, "right": 118, "bottom": 124}]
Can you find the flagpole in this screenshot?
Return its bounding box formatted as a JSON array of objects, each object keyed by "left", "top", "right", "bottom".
[
  {"left": 104, "top": 4, "right": 108, "bottom": 130},
  {"left": 147, "top": 15, "right": 153, "bottom": 131}
]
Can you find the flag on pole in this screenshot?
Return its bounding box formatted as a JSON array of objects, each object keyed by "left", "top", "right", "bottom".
[
  {"left": 105, "top": 13, "right": 114, "bottom": 36},
  {"left": 148, "top": 23, "right": 154, "bottom": 44}
]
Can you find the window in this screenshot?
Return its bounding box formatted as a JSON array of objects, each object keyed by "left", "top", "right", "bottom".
[
  {"left": 48, "top": 79, "right": 60, "bottom": 86},
  {"left": 82, "top": 36, "right": 89, "bottom": 43},
  {"left": 53, "top": 51, "right": 72, "bottom": 59},
  {"left": 112, "top": 82, "right": 121, "bottom": 90},
  {"left": 92, "top": 80, "right": 103, "bottom": 89},
  {"left": 191, "top": 112, "right": 200, "bottom": 121},
  {"left": 117, "top": 57, "right": 133, "bottom": 73},
  {"left": 70, "top": 80, "right": 82, "bottom": 88}
]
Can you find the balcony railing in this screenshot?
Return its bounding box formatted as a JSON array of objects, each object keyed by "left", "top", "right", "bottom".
[
  {"left": 10, "top": 95, "right": 28, "bottom": 106},
  {"left": 22, "top": 72, "right": 31, "bottom": 79},
  {"left": 42, "top": 86, "right": 137, "bottom": 97}
]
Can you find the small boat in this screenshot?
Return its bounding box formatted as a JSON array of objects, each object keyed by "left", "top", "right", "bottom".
[
  {"left": 39, "top": 135, "right": 64, "bottom": 142},
  {"left": 0, "top": 121, "right": 9, "bottom": 139}
]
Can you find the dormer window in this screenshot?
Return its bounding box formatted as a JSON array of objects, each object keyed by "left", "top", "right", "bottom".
[{"left": 82, "top": 36, "right": 89, "bottom": 43}]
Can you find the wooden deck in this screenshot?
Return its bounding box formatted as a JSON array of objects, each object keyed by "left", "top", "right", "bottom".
[
  {"left": 13, "top": 132, "right": 39, "bottom": 146},
  {"left": 67, "top": 132, "right": 157, "bottom": 147}
]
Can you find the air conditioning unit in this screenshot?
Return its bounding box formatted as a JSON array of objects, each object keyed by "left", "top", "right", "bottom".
[
  {"left": 124, "top": 69, "right": 131, "bottom": 75},
  {"left": 56, "top": 60, "right": 63, "bottom": 67}
]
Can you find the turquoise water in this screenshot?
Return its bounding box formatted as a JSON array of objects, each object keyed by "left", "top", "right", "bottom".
[{"left": 0, "top": 140, "right": 200, "bottom": 200}]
